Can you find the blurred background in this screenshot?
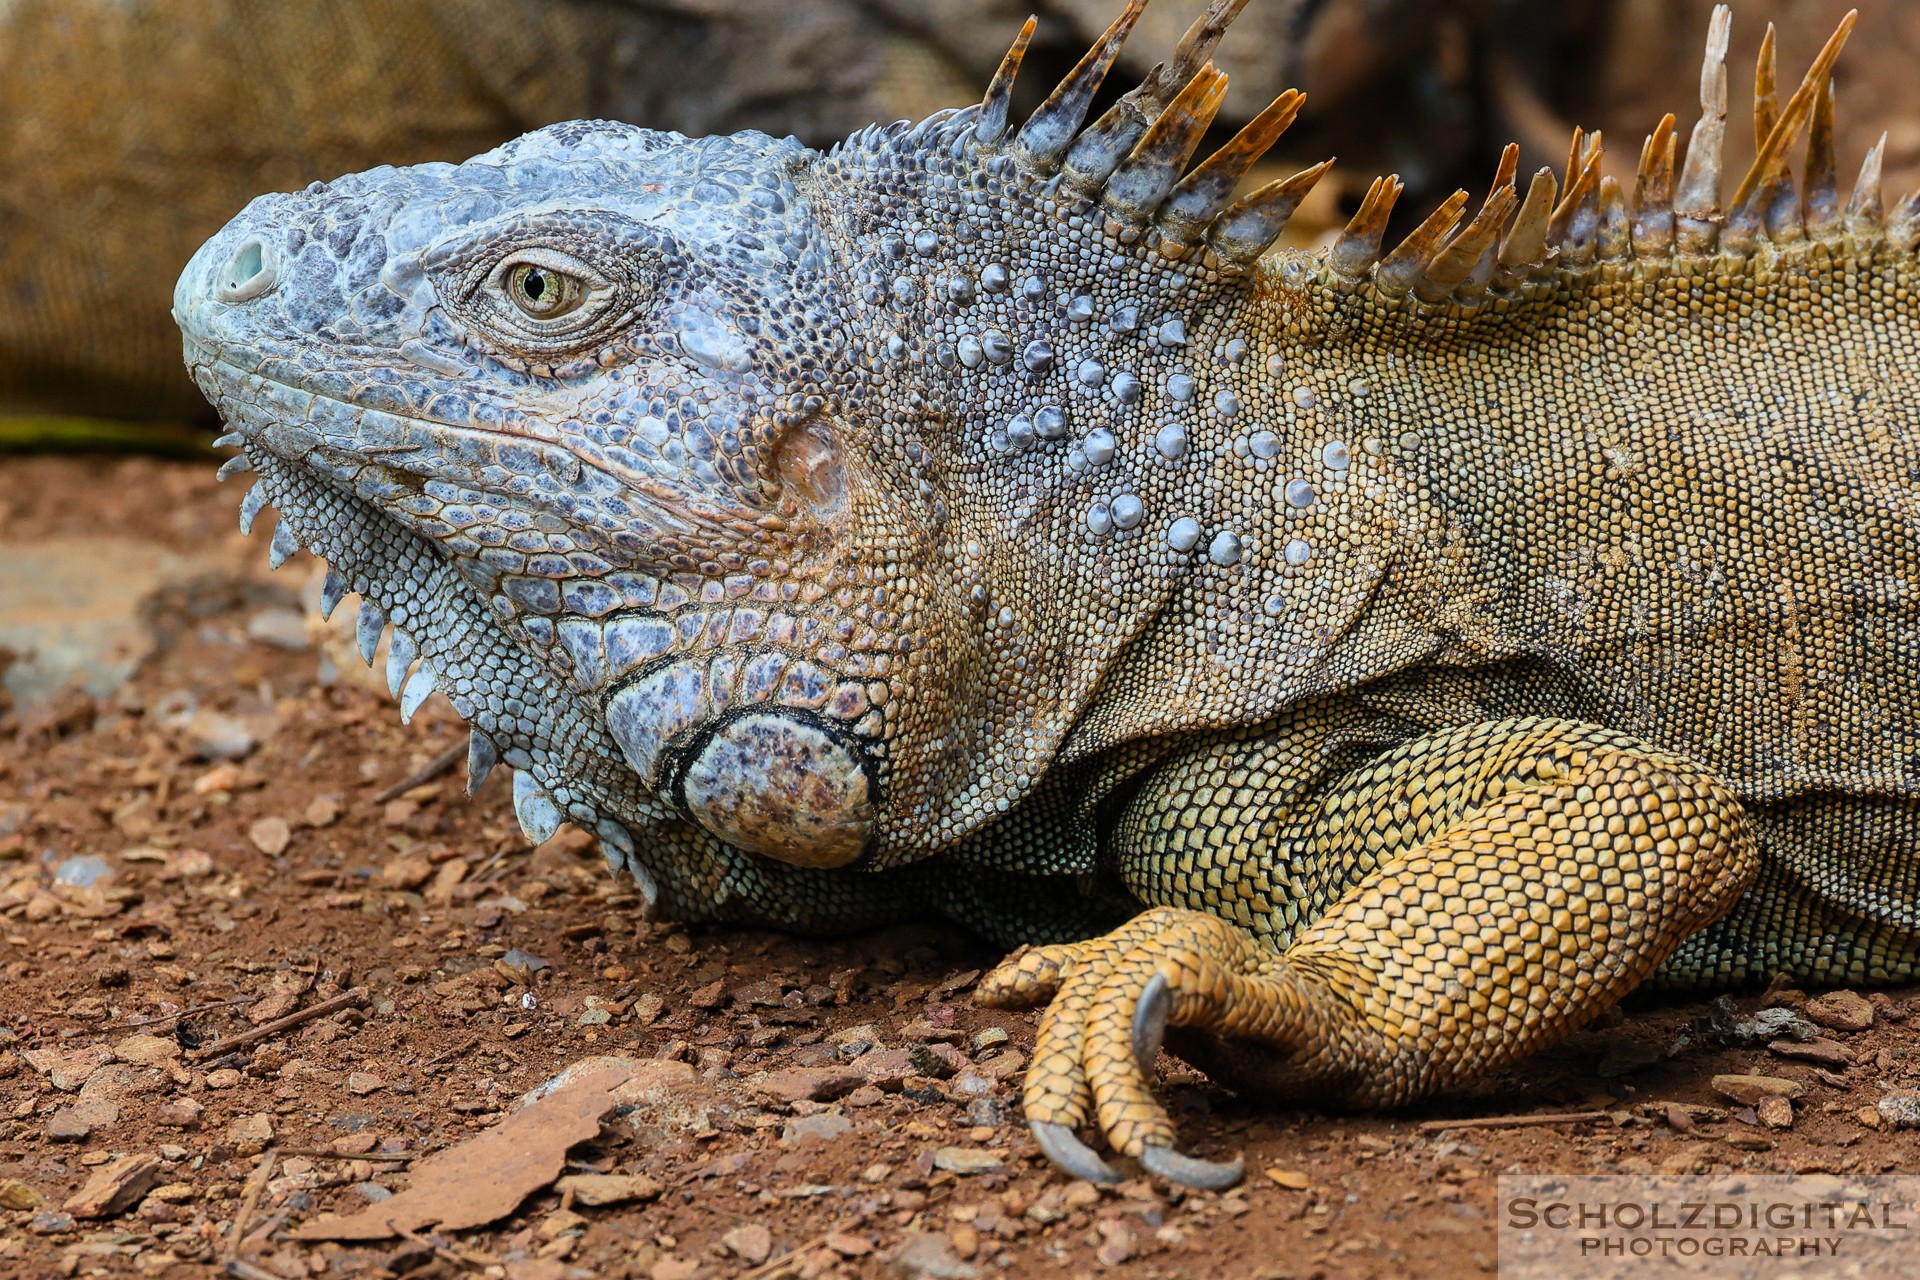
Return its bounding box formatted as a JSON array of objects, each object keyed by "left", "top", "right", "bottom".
[{"left": 0, "top": 0, "right": 1910, "bottom": 446}]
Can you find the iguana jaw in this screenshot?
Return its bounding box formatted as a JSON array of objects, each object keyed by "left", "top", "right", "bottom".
[{"left": 180, "top": 333, "right": 681, "bottom": 908}]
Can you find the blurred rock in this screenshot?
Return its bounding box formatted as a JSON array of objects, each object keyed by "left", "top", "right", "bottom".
[
  {"left": 0, "top": 538, "right": 226, "bottom": 711},
  {"left": 53, "top": 855, "right": 113, "bottom": 889}
]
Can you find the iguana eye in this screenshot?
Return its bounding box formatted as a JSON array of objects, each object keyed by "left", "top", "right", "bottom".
[
  {"left": 427, "top": 219, "right": 660, "bottom": 365},
  {"left": 507, "top": 262, "right": 585, "bottom": 318},
  {"left": 478, "top": 248, "right": 612, "bottom": 337}
]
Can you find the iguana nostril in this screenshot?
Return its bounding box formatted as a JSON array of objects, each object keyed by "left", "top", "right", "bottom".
[
  {"left": 214, "top": 237, "right": 276, "bottom": 303},
  {"left": 681, "top": 712, "right": 873, "bottom": 869}
]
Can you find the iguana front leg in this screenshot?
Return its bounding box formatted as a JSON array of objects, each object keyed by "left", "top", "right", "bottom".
[{"left": 979, "top": 718, "right": 1759, "bottom": 1187}]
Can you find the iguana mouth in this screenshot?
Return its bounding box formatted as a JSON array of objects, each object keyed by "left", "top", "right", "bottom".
[
  {"left": 180, "top": 336, "right": 684, "bottom": 906},
  {"left": 184, "top": 335, "right": 883, "bottom": 872}
]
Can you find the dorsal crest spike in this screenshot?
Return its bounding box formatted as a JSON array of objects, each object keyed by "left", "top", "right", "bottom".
[
  {"left": 1632, "top": 114, "right": 1678, "bottom": 255},
  {"left": 1014, "top": 0, "right": 1150, "bottom": 173},
  {"left": 1329, "top": 175, "right": 1404, "bottom": 278},
  {"left": 1754, "top": 24, "right": 1780, "bottom": 149},
  {"left": 1726, "top": 9, "right": 1856, "bottom": 237},
  {"left": 1496, "top": 167, "right": 1559, "bottom": 282},
  {"left": 1562, "top": 127, "right": 1587, "bottom": 199},
  {"left": 1375, "top": 189, "right": 1469, "bottom": 298},
  {"left": 1804, "top": 74, "right": 1839, "bottom": 231},
  {"left": 1101, "top": 66, "right": 1230, "bottom": 224},
  {"left": 1891, "top": 189, "right": 1920, "bottom": 251},
  {"left": 1159, "top": 89, "right": 1305, "bottom": 247},
  {"left": 977, "top": 16, "right": 1037, "bottom": 144},
  {"left": 1675, "top": 2, "right": 1732, "bottom": 236},
  {"left": 1491, "top": 142, "right": 1520, "bottom": 196},
  {"left": 1597, "top": 175, "right": 1632, "bottom": 259},
  {"left": 1415, "top": 184, "right": 1518, "bottom": 304},
  {"left": 1058, "top": 65, "right": 1170, "bottom": 195},
  {"left": 1152, "top": 0, "right": 1252, "bottom": 102},
  {"left": 1547, "top": 135, "right": 1604, "bottom": 248},
  {"left": 1433, "top": 146, "right": 1522, "bottom": 305},
  {"left": 1634, "top": 114, "right": 1677, "bottom": 212},
  {"left": 1204, "top": 157, "right": 1332, "bottom": 265},
  {"left": 1846, "top": 131, "right": 1887, "bottom": 231},
  {"left": 1058, "top": 0, "right": 1254, "bottom": 194}
]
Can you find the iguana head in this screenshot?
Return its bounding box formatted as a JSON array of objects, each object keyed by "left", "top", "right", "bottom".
[
  {"left": 171, "top": 0, "right": 1305, "bottom": 888},
  {"left": 176, "top": 0, "right": 1878, "bottom": 902},
  {"left": 175, "top": 122, "right": 914, "bottom": 880}
]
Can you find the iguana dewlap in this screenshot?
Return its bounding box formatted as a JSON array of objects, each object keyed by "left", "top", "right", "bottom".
[{"left": 174, "top": 0, "right": 1920, "bottom": 1188}]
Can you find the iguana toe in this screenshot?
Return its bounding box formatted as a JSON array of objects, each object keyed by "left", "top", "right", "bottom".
[
  {"left": 1131, "top": 971, "right": 1171, "bottom": 1067},
  {"left": 1029, "top": 1121, "right": 1122, "bottom": 1185},
  {"left": 985, "top": 908, "right": 1264, "bottom": 1185},
  {"left": 1139, "top": 1144, "right": 1244, "bottom": 1191}
]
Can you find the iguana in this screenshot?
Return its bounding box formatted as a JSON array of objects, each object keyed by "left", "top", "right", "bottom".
[{"left": 174, "top": 0, "right": 1920, "bottom": 1190}]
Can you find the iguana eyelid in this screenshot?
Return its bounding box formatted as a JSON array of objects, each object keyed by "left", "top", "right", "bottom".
[
  {"left": 476, "top": 247, "right": 616, "bottom": 334},
  {"left": 484, "top": 247, "right": 610, "bottom": 302},
  {"left": 431, "top": 234, "right": 653, "bottom": 361}
]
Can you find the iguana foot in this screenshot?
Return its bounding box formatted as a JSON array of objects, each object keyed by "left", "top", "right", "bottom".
[
  {"left": 979, "top": 906, "right": 1284, "bottom": 1188},
  {"left": 981, "top": 721, "right": 1763, "bottom": 1190}
]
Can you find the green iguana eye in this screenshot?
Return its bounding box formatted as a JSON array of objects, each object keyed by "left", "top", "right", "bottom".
[
  {"left": 477, "top": 247, "right": 612, "bottom": 339},
  {"left": 507, "top": 262, "right": 585, "bottom": 318}
]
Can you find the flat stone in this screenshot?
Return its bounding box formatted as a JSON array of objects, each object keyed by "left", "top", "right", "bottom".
[
  {"left": 82, "top": 1064, "right": 163, "bottom": 1104},
  {"left": 154, "top": 1098, "right": 204, "bottom": 1129},
  {"left": 891, "top": 1231, "right": 980, "bottom": 1279},
  {"left": 723, "top": 1223, "right": 773, "bottom": 1265},
  {"left": 1710, "top": 1074, "right": 1805, "bottom": 1106},
  {"left": 553, "top": 1173, "right": 662, "bottom": 1207},
  {"left": 857, "top": 1047, "right": 917, "bottom": 1091},
  {"left": 63, "top": 1153, "right": 162, "bottom": 1218},
  {"left": 1728, "top": 1006, "right": 1819, "bottom": 1043},
  {"left": 781, "top": 1111, "right": 852, "bottom": 1147},
  {"left": 246, "top": 607, "right": 310, "bottom": 651},
  {"left": 44, "top": 1109, "right": 97, "bottom": 1142},
  {"left": 931, "top": 1147, "right": 1003, "bottom": 1176},
  {"left": 751, "top": 1067, "right": 865, "bottom": 1104},
  {"left": 1767, "top": 1037, "right": 1855, "bottom": 1067},
  {"left": 247, "top": 816, "right": 292, "bottom": 856},
  {"left": 0, "top": 1180, "right": 44, "bottom": 1210},
  {"left": 111, "top": 1034, "right": 182, "bottom": 1066},
  {"left": 0, "top": 537, "right": 228, "bottom": 709},
  {"left": 179, "top": 708, "right": 260, "bottom": 761},
  {"left": 54, "top": 855, "right": 113, "bottom": 888},
  {"left": 228, "top": 1112, "right": 274, "bottom": 1156},
  {"left": 1803, "top": 991, "right": 1874, "bottom": 1032},
  {"left": 22, "top": 1045, "right": 112, "bottom": 1092}
]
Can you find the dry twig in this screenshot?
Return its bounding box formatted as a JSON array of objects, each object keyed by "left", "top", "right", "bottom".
[
  {"left": 1415, "top": 1109, "right": 1615, "bottom": 1133},
  {"left": 226, "top": 1150, "right": 278, "bottom": 1262},
  {"left": 191, "top": 988, "right": 368, "bottom": 1060}
]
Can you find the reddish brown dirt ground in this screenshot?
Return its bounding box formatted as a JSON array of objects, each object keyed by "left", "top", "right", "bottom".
[{"left": 2, "top": 455, "right": 1918, "bottom": 1280}]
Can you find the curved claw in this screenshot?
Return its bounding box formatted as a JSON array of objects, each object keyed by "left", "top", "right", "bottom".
[
  {"left": 1132, "top": 971, "right": 1171, "bottom": 1070},
  {"left": 1139, "top": 1143, "right": 1245, "bottom": 1191},
  {"left": 1031, "top": 1121, "right": 1123, "bottom": 1185}
]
